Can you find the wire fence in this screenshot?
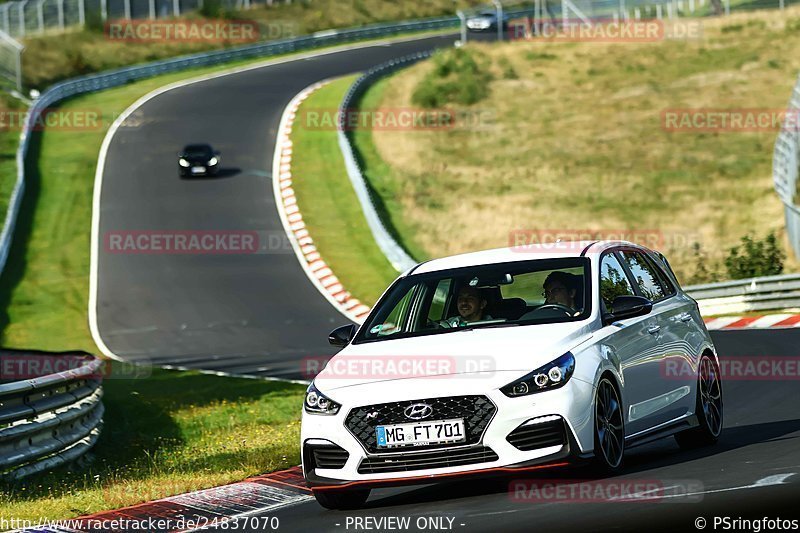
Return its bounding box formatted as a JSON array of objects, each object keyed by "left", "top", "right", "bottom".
[{"left": 773, "top": 73, "right": 800, "bottom": 261}]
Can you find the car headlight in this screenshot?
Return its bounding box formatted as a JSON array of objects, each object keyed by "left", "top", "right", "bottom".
[
  {"left": 500, "top": 352, "right": 576, "bottom": 397},
  {"left": 179, "top": 158, "right": 190, "bottom": 167},
  {"left": 304, "top": 382, "right": 341, "bottom": 415},
  {"left": 207, "top": 156, "right": 218, "bottom": 166}
]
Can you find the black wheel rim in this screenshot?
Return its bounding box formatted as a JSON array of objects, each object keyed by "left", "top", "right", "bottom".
[
  {"left": 699, "top": 357, "right": 723, "bottom": 436},
  {"left": 596, "top": 379, "right": 624, "bottom": 468}
]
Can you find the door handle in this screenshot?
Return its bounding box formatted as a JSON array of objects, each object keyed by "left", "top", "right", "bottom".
[
  {"left": 648, "top": 325, "right": 661, "bottom": 334},
  {"left": 680, "top": 313, "right": 692, "bottom": 322}
]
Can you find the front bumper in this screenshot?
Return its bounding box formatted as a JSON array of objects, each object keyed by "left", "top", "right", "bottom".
[{"left": 301, "top": 378, "right": 595, "bottom": 490}]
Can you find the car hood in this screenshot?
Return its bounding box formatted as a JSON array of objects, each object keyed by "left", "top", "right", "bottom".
[{"left": 314, "top": 321, "right": 594, "bottom": 393}]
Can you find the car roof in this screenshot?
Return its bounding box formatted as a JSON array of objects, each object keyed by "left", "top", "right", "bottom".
[
  {"left": 183, "top": 144, "right": 212, "bottom": 151},
  {"left": 410, "top": 240, "right": 647, "bottom": 275}
]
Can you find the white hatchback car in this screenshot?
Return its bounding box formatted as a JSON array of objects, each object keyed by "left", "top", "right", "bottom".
[{"left": 301, "top": 241, "right": 723, "bottom": 509}]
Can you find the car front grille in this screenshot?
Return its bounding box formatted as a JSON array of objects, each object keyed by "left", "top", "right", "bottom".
[
  {"left": 506, "top": 416, "right": 567, "bottom": 451},
  {"left": 357, "top": 445, "right": 499, "bottom": 474},
  {"left": 345, "top": 395, "right": 496, "bottom": 453}
]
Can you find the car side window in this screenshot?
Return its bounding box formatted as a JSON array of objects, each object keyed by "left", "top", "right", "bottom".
[
  {"left": 600, "top": 254, "right": 635, "bottom": 309},
  {"left": 621, "top": 251, "right": 666, "bottom": 302},
  {"left": 648, "top": 253, "right": 677, "bottom": 297}
]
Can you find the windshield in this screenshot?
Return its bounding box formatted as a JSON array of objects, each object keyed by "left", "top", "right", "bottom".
[
  {"left": 355, "top": 258, "right": 592, "bottom": 344},
  {"left": 184, "top": 146, "right": 212, "bottom": 158}
]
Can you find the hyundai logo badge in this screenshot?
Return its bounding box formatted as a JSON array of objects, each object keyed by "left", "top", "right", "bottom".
[{"left": 404, "top": 403, "right": 433, "bottom": 420}]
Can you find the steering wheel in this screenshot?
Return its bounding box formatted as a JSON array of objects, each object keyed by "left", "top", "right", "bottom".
[{"left": 533, "top": 303, "right": 575, "bottom": 317}]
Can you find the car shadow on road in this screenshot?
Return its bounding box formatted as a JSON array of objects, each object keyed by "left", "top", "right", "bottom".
[
  {"left": 180, "top": 167, "right": 241, "bottom": 179},
  {"left": 362, "top": 418, "right": 800, "bottom": 510}
]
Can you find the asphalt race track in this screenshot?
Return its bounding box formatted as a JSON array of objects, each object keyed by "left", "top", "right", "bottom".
[
  {"left": 95, "top": 35, "right": 457, "bottom": 380},
  {"left": 94, "top": 32, "right": 800, "bottom": 532},
  {"left": 215, "top": 329, "right": 800, "bottom": 532}
]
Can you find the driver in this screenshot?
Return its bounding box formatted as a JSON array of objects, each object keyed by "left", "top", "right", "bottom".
[
  {"left": 440, "top": 286, "right": 492, "bottom": 328},
  {"left": 542, "top": 271, "right": 580, "bottom": 313}
]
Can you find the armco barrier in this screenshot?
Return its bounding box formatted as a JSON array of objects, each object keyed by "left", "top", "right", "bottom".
[
  {"left": 0, "top": 15, "right": 461, "bottom": 279},
  {"left": 685, "top": 273, "right": 800, "bottom": 315},
  {"left": 0, "top": 350, "right": 104, "bottom": 480},
  {"left": 336, "top": 52, "right": 434, "bottom": 273}
]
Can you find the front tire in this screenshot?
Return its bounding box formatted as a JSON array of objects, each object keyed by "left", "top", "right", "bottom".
[
  {"left": 675, "top": 355, "right": 723, "bottom": 449},
  {"left": 313, "top": 489, "right": 370, "bottom": 510},
  {"left": 593, "top": 377, "right": 625, "bottom": 472}
]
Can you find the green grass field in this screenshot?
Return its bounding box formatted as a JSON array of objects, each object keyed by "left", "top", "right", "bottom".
[
  {"left": 0, "top": 368, "right": 305, "bottom": 521},
  {"left": 289, "top": 77, "right": 399, "bottom": 305},
  {"left": 356, "top": 8, "right": 800, "bottom": 285}
]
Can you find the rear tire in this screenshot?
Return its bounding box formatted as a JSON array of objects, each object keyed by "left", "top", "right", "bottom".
[
  {"left": 675, "top": 355, "right": 723, "bottom": 449},
  {"left": 313, "top": 489, "right": 370, "bottom": 510}
]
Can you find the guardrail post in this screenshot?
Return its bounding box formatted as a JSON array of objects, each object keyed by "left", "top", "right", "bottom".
[
  {"left": 491, "top": 0, "right": 503, "bottom": 41},
  {"left": 78, "top": 0, "right": 85, "bottom": 26},
  {"left": 36, "top": 0, "right": 43, "bottom": 33},
  {"left": 124, "top": 0, "right": 130, "bottom": 19},
  {"left": 100, "top": 0, "right": 107, "bottom": 21},
  {"left": 173, "top": 0, "right": 180, "bottom": 16},
  {"left": 57, "top": 0, "right": 64, "bottom": 29},
  {"left": 149, "top": 0, "right": 155, "bottom": 19},
  {"left": 456, "top": 10, "right": 467, "bottom": 43}
]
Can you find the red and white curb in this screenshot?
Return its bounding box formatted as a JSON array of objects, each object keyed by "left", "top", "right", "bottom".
[
  {"left": 271, "top": 81, "right": 372, "bottom": 324},
  {"left": 704, "top": 314, "right": 800, "bottom": 330},
  {"left": 15, "top": 467, "right": 311, "bottom": 533}
]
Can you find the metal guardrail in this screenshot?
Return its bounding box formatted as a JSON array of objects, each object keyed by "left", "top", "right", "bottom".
[
  {"left": 336, "top": 52, "right": 437, "bottom": 273},
  {"left": 0, "top": 17, "right": 460, "bottom": 279},
  {"left": 685, "top": 273, "right": 800, "bottom": 314},
  {"left": 0, "top": 350, "right": 104, "bottom": 480}
]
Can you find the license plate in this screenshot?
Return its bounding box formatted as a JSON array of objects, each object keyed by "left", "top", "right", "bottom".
[
  {"left": 191, "top": 166, "right": 205, "bottom": 173},
  {"left": 376, "top": 418, "right": 466, "bottom": 448}
]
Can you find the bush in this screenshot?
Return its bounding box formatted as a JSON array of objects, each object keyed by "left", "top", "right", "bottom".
[
  {"left": 411, "top": 48, "right": 493, "bottom": 108},
  {"left": 724, "top": 232, "right": 785, "bottom": 280}
]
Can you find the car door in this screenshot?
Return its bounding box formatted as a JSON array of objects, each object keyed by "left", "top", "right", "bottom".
[
  {"left": 619, "top": 249, "right": 693, "bottom": 429},
  {"left": 596, "top": 251, "right": 663, "bottom": 436}
]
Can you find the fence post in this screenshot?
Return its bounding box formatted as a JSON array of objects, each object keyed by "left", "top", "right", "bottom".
[
  {"left": 78, "top": 0, "right": 85, "bottom": 26},
  {"left": 149, "top": 0, "right": 155, "bottom": 19},
  {"left": 173, "top": 0, "right": 180, "bottom": 16},
  {"left": 124, "top": 0, "right": 130, "bottom": 19},
  {"left": 1, "top": 5, "right": 10, "bottom": 34},
  {"left": 18, "top": 0, "right": 28, "bottom": 37},
  {"left": 57, "top": 0, "right": 64, "bottom": 29},
  {"left": 101, "top": 0, "right": 107, "bottom": 21},
  {"left": 36, "top": 0, "right": 43, "bottom": 33},
  {"left": 456, "top": 10, "right": 467, "bottom": 43}
]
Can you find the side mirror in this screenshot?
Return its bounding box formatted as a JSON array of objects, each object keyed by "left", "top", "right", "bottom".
[
  {"left": 603, "top": 295, "right": 653, "bottom": 325},
  {"left": 328, "top": 324, "right": 357, "bottom": 346}
]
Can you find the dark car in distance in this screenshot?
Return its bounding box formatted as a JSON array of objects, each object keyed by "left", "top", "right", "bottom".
[{"left": 179, "top": 144, "right": 220, "bottom": 177}]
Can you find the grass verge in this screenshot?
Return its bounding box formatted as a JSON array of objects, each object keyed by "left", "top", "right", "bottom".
[
  {"left": 21, "top": 0, "right": 481, "bottom": 88},
  {"left": 0, "top": 368, "right": 305, "bottom": 521},
  {"left": 289, "top": 76, "right": 399, "bottom": 305},
  {"left": 358, "top": 7, "right": 800, "bottom": 284}
]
